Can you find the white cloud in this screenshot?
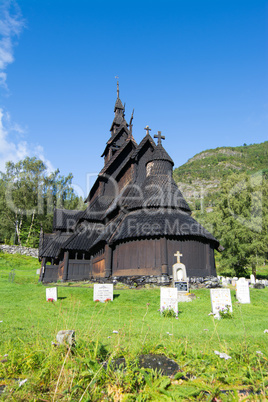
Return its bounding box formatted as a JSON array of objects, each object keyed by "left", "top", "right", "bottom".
[
  {"left": 34, "top": 144, "right": 55, "bottom": 174},
  {"left": 0, "top": 0, "right": 25, "bottom": 89},
  {"left": 0, "top": 108, "right": 55, "bottom": 173},
  {"left": 0, "top": 4, "right": 54, "bottom": 174}
]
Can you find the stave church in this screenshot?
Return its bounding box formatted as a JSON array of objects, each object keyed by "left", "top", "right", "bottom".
[{"left": 39, "top": 84, "right": 220, "bottom": 283}]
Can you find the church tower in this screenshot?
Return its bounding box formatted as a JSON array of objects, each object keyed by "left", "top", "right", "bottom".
[{"left": 101, "top": 81, "right": 131, "bottom": 164}]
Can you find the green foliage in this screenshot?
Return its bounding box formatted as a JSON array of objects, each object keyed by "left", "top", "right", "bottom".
[
  {"left": 173, "top": 141, "right": 268, "bottom": 277},
  {"left": 161, "top": 307, "right": 177, "bottom": 318},
  {"left": 0, "top": 157, "right": 85, "bottom": 247},
  {"left": 219, "top": 305, "right": 233, "bottom": 319}
]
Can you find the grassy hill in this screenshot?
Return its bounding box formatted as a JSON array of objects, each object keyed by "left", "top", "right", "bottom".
[{"left": 0, "top": 252, "right": 267, "bottom": 400}]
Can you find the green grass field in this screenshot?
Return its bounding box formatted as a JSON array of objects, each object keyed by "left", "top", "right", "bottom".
[{"left": 0, "top": 252, "right": 267, "bottom": 401}]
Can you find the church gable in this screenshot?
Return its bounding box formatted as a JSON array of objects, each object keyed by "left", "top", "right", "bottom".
[
  {"left": 101, "top": 125, "right": 130, "bottom": 162},
  {"left": 133, "top": 135, "right": 156, "bottom": 184}
]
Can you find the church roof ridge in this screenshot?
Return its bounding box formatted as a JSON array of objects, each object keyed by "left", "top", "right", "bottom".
[
  {"left": 99, "top": 138, "right": 137, "bottom": 176},
  {"left": 132, "top": 133, "right": 156, "bottom": 158}
]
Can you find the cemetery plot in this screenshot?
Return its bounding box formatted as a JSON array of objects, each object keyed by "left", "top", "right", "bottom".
[
  {"left": 210, "top": 288, "right": 232, "bottom": 317},
  {"left": 46, "top": 287, "right": 58, "bottom": 301},
  {"left": 236, "top": 278, "right": 250, "bottom": 304},
  {"left": 160, "top": 287, "right": 178, "bottom": 315},
  {"left": 93, "top": 284, "right": 113, "bottom": 302}
]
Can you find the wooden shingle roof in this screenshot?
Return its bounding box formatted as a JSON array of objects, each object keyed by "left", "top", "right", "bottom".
[
  {"left": 109, "top": 209, "right": 219, "bottom": 245},
  {"left": 147, "top": 143, "right": 174, "bottom": 165},
  {"left": 53, "top": 209, "right": 82, "bottom": 231},
  {"left": 41, "top": 232, "right": 71, "bottom": 258},
  {"left": 62, "top": 222, "right": 104, "bottom": 251}
]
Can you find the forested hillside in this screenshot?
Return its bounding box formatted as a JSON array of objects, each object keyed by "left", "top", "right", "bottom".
[{"left": 173, "top": 141, "right": 268, "bottom": 277}]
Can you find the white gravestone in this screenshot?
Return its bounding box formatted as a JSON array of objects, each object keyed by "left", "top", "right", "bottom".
[
  {"left": 173, "top": 251, "right": 187, "bottom": 282},
  {"left": 46, "top": 287, "right": 58, "bottom": 301},
  {"left": 160, "top": 287, "right": 178, "bottom": 316},
  {"left": 210, "top": 289, "right": 232, "bottom": 318},
  {"left": 236, "top": 278, "right": 250, "bottom": 304},
  {"left": 93, "top": 284, "right": 113, "bottom": 303},
  {"left": 250, "top": 274, "right": 255, "bottom": 284},
  {"left": 221, "top": 277, "right": 228, "bottom": 287}
]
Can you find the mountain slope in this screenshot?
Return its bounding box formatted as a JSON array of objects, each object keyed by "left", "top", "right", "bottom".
[{"left": 173, "top": 141, "right": 268, "bottom": 209}]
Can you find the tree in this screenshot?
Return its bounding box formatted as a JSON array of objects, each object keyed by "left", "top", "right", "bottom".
[
  {"left": 0, "top": 157, "right": 84, "bottom": 247},
  {"left": 207, "top": 172, "right": 267, "bottom": 276}
]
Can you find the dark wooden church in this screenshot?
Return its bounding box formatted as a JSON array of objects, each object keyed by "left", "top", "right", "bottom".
[{"left": 39, "top": 84, "right": 220, "bottom": 283}]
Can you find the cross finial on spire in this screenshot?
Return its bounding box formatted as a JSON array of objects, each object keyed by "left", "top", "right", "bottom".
[
  {"left": 144, "top": 125, "right": 151, "bottom": 135},
  {"left": 115, "top": 76, "right": 119, "bottom": 98},
  {"left": 154, "top": 131, "right": 165, "bottom": 145}
]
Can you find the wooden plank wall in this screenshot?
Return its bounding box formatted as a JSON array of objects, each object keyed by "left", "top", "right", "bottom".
[
  {"left": 68, "top": 260, "right": 91, "bottom": 280},
  {"left": 92, "top": 253, "right": 106, "bottom": 277},
  {"left": 167, "top": 239, "right": 216, "bottom": 277},
  {"left": 112, "top": 239, "right": 162, "bottom": 276}
]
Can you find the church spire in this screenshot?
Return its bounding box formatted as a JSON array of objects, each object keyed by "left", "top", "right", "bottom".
[{"left": 114, "top": 80, "right": 125, "bottom": 113}]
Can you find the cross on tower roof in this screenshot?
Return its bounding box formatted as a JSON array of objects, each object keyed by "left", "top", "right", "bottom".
[
  {"left": 154, "top": 131, "right": 165, "bottom": 145},
  {"left": 144, "top": 125, "right": 151, "bottom": 135}
]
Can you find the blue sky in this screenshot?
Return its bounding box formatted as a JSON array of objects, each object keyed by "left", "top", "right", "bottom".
[{"left": 0, "top": 0, "right": 267, "bottom": 198}]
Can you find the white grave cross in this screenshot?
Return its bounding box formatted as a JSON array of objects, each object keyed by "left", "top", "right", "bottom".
[
  {"left": 174, "top": 251, "right": 183, "bottom": 264},
  {"left": 173, "top": 251, "right": 187, "bottom": 282}
]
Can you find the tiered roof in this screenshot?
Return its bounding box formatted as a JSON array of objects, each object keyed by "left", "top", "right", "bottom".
[{"left": 39, "top": 85, "right": 219, "bottom": 262}]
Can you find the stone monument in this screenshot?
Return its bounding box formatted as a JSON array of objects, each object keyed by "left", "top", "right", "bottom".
[
  {"left": 160, "top": 287, "right": 178, "bottom": 316},
  {"left": 236, "top": 277, "right": 250, "bottom": 304},
  {"left": 93, "top": 284, "right": 113, "bottom": 303},
  {"left": 210, "top": 288, "right": 232, "bottom": 319},
  {"left": 173, "top": 251, "right": 187, "bottom": 283},
  {"left": 173, "top": 251, "right": 193, "bottom": 301},
  {"left": 46, "top": 287, "right": 57, "bottom": 301}
]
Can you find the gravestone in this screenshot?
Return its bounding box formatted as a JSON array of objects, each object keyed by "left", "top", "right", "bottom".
[
  {"left": 250, "top": 274, "right": 255, "bottom": 284},
  {"left": 221, "top": 277, "right": 228, "bottom": 287},
  {"left": 210, "top": 288, "right": 232, "bottom": 318},
  {"left": 46, "top": 287, "right": 57, "bottom": 301},
  {"left": 160, "top": 287, "right": 178, "bottom": 315},
  {"left": 93, "top": 284, "right": 113, "bottom": 303},
  {"left": 175, "top": 279, "right": 193, "bottom": 302},
  {"left": 172, "top": 251, "right": 187, "bottom": 284},
  {"left": 236, "top": 278, "right": 250, "bottom": 304},
  {"left": 36, "top": 268, "right": 40, "bottom": 275}
]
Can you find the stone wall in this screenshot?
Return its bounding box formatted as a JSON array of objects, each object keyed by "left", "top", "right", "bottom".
[
  {"left": 0, "top": 244, "right": 38, "bottom": 258},
  {"left": 89, "top": 275, "right": 220, "bottom": 288}
]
